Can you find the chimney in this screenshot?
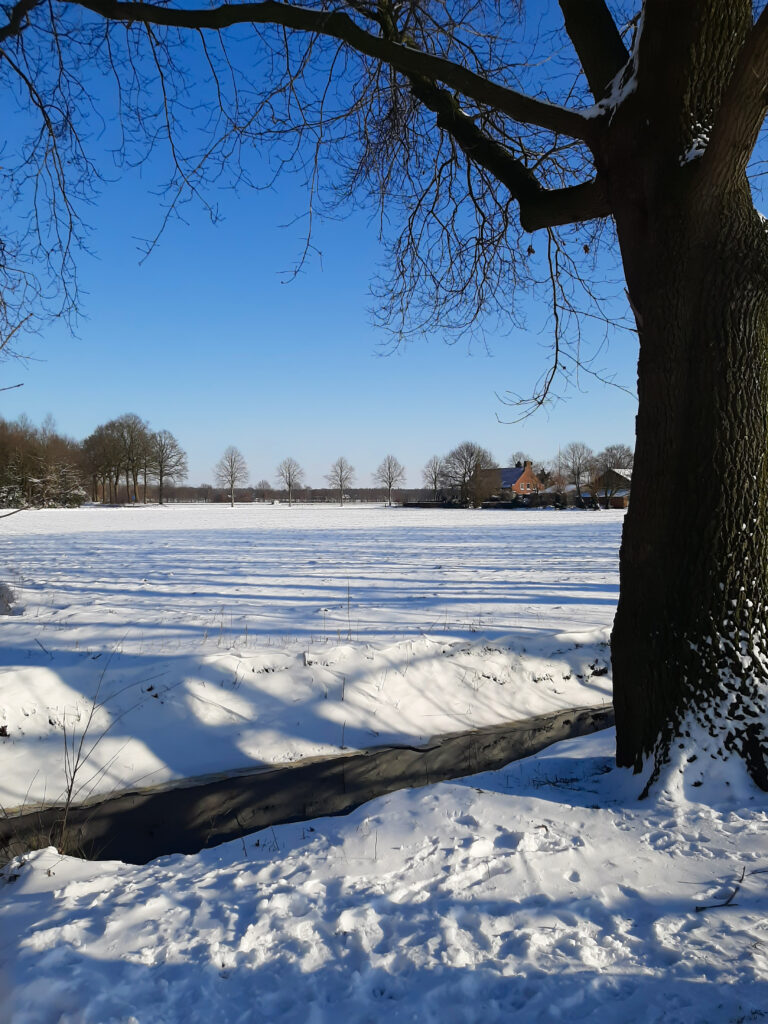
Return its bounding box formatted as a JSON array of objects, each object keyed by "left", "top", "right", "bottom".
[{"left": 524, "top": 460, "right": 531, "bottom": 470}]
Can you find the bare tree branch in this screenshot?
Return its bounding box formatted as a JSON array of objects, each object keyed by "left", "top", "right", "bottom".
[
  {"left": 0, "top": 0, "right": 43, "bottom": 44},
  {"left": 558, "top": 0, "right": 629, "bottom": 102},
  {"left": 403, "top": 71, "right": 610, "bottom": 229},
  {"left": 521, "top": 178, "right": 610, "bottom": 232},
  {"left": 66, "top": 0, "right": 598, "bottom": 141},
  {"left": 1, "top": 0, "right": 618, "bottom": 393}
]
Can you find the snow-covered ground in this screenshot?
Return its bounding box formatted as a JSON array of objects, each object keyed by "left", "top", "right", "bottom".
[
  {"left": 2, "top": 729, "right": 767, "bottom": 1023},
  {"left": 2, "top": 503, "right": 767, "bottom": 1023},
  {"left": 0, "top": 504, "right": 615, "bottom": 810}
]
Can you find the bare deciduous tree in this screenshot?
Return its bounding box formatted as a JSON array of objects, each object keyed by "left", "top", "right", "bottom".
[
  {"left": 276, "top": 457, "right": 305, "bottom": 506},
  {"left": 441, "top": 441, "right": 496, "bottom": 506},
  {"left": 214, "top": 446, "right": 248, "bottom": 507},
  {"left": 151, "top": 429, "right": 188, "bottom": 505},
  {"left": 373, "top": 454, "right": 405, "bottom": 506},
  {"left": 112, "top": 413, "right": 151, "bottom": 504},
  {"left": 326, "top": 456, "right": 355, "bottom": 506},
  {"left": 590, "top": 443, "right": 633, "bottom": 507},
  {"left": 561, "top": 442, "right": 594, "bottom": 502},
  {"left": 600, "top": 443, "right": 634, "bottom": 473},
  {"left": 421, "top": 455, "right": 444, "bottom": 502},
  {"left": 508, "top": 451, "right": 532, "bottom": 468},
  {"left": 82, "top": 422, "right": 123, "bottom": 503}
]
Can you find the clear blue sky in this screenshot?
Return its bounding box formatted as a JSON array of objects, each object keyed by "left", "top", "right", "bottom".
[{"left": 1, "top": 122, "right": 638, "bottom": 490}]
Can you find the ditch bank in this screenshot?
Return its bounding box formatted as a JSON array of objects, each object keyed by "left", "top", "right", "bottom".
[{"left": 1, "top": 704, "right": 613, "bottom": 866}]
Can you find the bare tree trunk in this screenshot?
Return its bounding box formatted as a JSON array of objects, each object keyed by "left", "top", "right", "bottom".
[{"left": 611, "top": 177, "right": 768, "bottom": 790}]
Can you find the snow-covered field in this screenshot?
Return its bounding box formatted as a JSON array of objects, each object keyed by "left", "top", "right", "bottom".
[
  {"left": 2, "top": 503, "right": 767, "bottom": 1023},
  {"left": 0, "top": 504, "right": 616, "bottom": 810}
]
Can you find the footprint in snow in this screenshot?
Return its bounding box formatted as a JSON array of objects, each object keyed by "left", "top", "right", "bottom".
[{"left": 454, "top": 813, "right": 480, "bottom": 828}]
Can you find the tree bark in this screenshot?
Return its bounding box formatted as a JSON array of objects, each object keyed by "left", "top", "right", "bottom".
[{"left": 609, "top": 163, "right": 768, "bottom": 791}]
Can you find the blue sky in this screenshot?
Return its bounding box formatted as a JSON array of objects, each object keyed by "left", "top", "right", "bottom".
[{"left": 2, "top": 113, "right": 638, "bottom": 490}]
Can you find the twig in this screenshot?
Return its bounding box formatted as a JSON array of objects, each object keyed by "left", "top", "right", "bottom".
[
  {"left": 35, "top": 638, "right": 53, "bottom": 659},
  {"left": 695, "top": 866, "right": 746, "bottom": 912}
]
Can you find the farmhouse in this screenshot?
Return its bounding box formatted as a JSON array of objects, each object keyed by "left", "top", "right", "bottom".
[
  {"left": 477, "top": 461, "right": 542, "bottom": 504},
  {"left": 501, "top": 460, "right": 542, "bottom": 496}
]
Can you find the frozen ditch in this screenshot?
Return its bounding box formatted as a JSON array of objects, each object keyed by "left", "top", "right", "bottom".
[{"left": 1, "top": 704, "right": 613, "bottom": 865}]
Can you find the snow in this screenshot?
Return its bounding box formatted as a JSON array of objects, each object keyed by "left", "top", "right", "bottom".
[
  {"left": 583, "top": 9, "right": 643, "bottom": 121},
  {"left": 0, "top": 504, "right": 616, "bottom": 810},
  {"left": 2, "top": 503, "right": 767, "bottom": 1022},
  {"left": 2, "top": 728, "right": 767, "bottom": 1023}
]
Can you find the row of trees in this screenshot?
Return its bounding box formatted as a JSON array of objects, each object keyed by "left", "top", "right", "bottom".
[
  {"left": 210, "top": 440, "right": 634, "bottom": 509},
  {"left": 0, "top": 416, "right": 634, "bottom": 510},
  {"left": 0, "top": 413, "right": 188, "bottom": 507},
  {"left": 82, "top": 415, "right": 188, "bottom": 504},
  {"left": 213, "top": 449, "right": 406, "bottom": 506}
]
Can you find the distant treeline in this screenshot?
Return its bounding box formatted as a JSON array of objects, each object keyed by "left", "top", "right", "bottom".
[
  {"left": 0, "top": 413, "right": 189, "bottom": 507},
  {"left": 0, "top": 415, "right": 633, "bottom": 509},
  {"left": 0, "top": 414, "right": 85, "bottom": 508}
]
